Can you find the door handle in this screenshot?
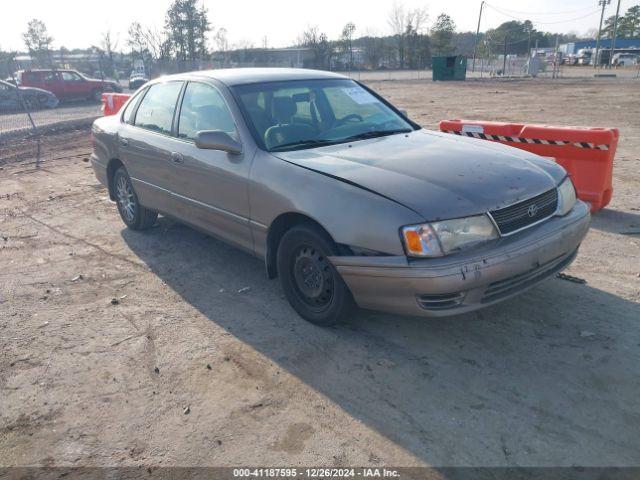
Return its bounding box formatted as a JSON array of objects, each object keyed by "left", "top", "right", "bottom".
[
  {"left": 120, "top": 138, "right": 129, "bottom": 147},
  {"left": 171, "top": 152, "right": 184, "bottom": 165}
]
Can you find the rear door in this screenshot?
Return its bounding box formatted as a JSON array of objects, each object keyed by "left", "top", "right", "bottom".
[
  {"left": 168, "top": 81, "right": 253, "bottom": 251},
  {"left": 38, "top": 71, "right": 63, "bottom": 98},
  {"left": 118, "top": 81, "right": 184, "bottom": 216}
]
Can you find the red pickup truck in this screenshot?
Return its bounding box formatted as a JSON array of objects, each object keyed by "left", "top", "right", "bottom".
[{"left": 16, "top": 69, "right": 122, "bottom": 102}]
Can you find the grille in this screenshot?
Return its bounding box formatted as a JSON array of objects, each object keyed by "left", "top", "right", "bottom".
[
  {"left": 490, "top": 188, "right": 558, "bottom": 235},
  {"left": 417, "top": 292, "right": 465, "bottom": 311},
  {"left": 482, "top": 250, "right": 577, "bottom": 304}
]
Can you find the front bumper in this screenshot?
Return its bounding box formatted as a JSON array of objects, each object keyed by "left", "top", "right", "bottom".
[{"left": 330, "top": 200, "right": 591, "bottom": 317}]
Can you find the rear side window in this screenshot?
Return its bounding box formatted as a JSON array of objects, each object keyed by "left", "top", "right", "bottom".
[
  {"left": 61, "top": 71, "right": 83, "bottom": 82},
  {"left": 177, "top": 82, "right": 237, "bottom": 141},
  {"left": 122, "top": 88, "right": 148, "bottom": 125},
  {"left": 134, "top": 82, "right": 183, "bottom": 135},
  {"left": 42, "top": 72, "right": 58, "bottom": 82},
  {"left": 23, "top": 72, "right": 39, "bottom": 82}
]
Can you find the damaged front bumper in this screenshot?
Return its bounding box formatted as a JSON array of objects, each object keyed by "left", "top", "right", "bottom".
[{"left": 329, "top": 200, "right": 591, "bottom": 317}]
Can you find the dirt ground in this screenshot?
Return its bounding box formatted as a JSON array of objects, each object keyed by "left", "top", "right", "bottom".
[{"left": 1, "top": 77, "right": 639, "bottom": 469}]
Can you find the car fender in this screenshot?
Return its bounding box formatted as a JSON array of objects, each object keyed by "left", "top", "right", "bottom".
[{"left": 249, "top": 149, "right": 424, "bottom": 259}]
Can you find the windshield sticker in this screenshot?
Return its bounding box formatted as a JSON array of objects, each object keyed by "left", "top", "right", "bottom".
[{"left": 342, "top": 87, "right": 377, "bottom": 105}]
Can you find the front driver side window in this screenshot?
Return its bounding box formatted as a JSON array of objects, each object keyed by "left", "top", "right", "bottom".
[{"left": 178, "top": 82, "right": 237, "bottom": 141}]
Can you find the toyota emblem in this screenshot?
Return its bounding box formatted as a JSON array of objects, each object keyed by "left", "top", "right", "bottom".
[{"left": 527, "top": 204, "right": 539, "bottom": 217}]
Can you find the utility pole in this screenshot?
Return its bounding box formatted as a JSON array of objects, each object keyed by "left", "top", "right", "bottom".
[
  {"left": 502, "top": 36, "right": 508, "bottom": 76},
  {"left": 609, "top": 0, "right": 622, "bottom": 68},
  {"left": 471, "top": 1, "right": 484, "bottom": 72},
  {"left": 594, "top": 0, "right": 610, "bottom": 68},
  {"left": 553, "top": 35, "right": 560, "bottom": 79}
]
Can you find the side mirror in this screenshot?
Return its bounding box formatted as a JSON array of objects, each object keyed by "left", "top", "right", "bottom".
[{"left": 195, "top": 130, "right": 242, "bottom": 154}]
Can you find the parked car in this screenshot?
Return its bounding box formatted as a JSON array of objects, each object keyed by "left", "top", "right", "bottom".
[
  {"left": 613, "top": 53, "right": 639, "bottom": 67},
  {"left": 90, "top": 69, "right": 590, "bottom": 325},
  {"left": 0, "top": 79, "right": 59, "bottom": 110},
  {"left": 16, "top": 69, "right": 122, "bottom": 102},
  {"left": 129, "top": 73, "right": 149, "bottom": 91}
]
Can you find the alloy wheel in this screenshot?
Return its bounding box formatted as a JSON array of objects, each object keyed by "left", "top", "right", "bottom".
[{"left": 115, "top": 174, "right": 136, "bottom": 223}]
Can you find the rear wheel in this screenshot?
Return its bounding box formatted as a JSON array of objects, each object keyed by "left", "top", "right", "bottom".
[
  {"left": 91, "top": 88, "right": 103, "bottom": 102},
  {"left": 277, "top": 224, "right": 356, "bottom": 326},
  {"left": 113, "top": 167, "right": 157, "bottom": 230}
]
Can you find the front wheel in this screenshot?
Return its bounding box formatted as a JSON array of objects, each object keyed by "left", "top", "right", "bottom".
[
  {"left": 277, "top": 224, "right": 356, "bottom": 326},
  {"left": 113, "top": 167, "right": 157, "bottom": 230}
]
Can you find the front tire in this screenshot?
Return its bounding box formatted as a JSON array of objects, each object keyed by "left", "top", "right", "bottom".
[
  {"left": 277, "top": 224, "right": 356, "bottom": 326},
  {"left": 113, "top": 167, "right": 157, "bottom": 230}
]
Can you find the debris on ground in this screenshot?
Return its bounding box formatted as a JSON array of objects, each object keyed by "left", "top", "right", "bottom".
[
  {"left": 110, "top": 298, "right": 119, "bottom": 305},
  {"left": 206, "top": 364, "right": 212, "bottom": 370},
  {"left": 580, "top": 330, "right": 596, "bottom": 338},
  {"left": 183, "top": 406, "right": 191, "bottom": 415},
  {"left": 71, "top": 274, "right": 83, "bottom": 282},
  {"left": 154, "top": 367, "right": 160, "bottom": 374},
  {"left": 556, "top": 272, "right": 587, "bottom": 284},
  {"left": 237, "top": 287, "right": 251, "bottom": 294}
]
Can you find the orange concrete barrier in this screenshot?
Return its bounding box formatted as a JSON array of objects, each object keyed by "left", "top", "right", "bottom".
[
  {"left": 101, "top": 93, "right": 131, "bottom": 116},
  {"left": 439, "top": 120, "right": 619, "bottom": 212}
]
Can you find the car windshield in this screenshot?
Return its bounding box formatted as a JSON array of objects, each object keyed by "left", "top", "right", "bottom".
[{"left": 233, "top": 79, "right": 416, "bottom": 152}]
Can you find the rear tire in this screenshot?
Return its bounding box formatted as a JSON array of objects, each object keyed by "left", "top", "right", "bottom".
[
  {"left": 113, "top": 167, "right": 157, "bottom": 230},
  {"left": 277, "top": 224, "right": 356, "bottom": 326},
  {"left": 91, "top": 88, "right": 103, "bottom": 102}
]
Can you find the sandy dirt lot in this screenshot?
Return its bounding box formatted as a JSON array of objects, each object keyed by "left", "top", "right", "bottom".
[{"left": 1, "top": 77, "right": 639, "bottom": 469}]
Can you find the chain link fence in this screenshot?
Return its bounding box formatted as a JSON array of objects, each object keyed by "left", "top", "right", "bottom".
[{"left": 1, "top": 82, "right": 100, "bottom": 169}]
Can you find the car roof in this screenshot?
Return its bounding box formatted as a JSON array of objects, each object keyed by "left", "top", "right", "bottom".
[{"left": 159, "top": 68, "right": 349, "bottom": 86}]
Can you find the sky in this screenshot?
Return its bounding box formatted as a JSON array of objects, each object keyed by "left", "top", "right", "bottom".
[{"left": 1, "top": 0, "right": 637, "bottom": 52}]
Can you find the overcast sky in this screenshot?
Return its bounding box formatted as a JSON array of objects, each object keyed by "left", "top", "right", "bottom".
[{"left": 1, "top": 0, "right": 636, "bottom": 51}]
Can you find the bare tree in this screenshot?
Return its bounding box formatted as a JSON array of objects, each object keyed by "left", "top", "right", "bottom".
[
  {"left": 299, "top": 26, "right": 332, "bottom": 69},
  {"left": 340, "top": 22, "right": 356, "bottom": 69},
  {"left": 387, "top": 2, "right": 428, "bottom": 68},
  {"left": 213, "top": 27, "right": 229, "bottom": 66},
  {"left": 101, "top": 31, "right": 118, "bottom": 78},
  {"left": 362, "top": 28, "right": 384, "bottom": 69}
]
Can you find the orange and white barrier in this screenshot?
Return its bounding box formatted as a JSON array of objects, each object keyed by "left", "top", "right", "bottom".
[
  {"left": 101, "top": 93, "right": 131, "bottom": 117},
  {"left": 440, "top": 120, "right": 619, "bottom": 212}
]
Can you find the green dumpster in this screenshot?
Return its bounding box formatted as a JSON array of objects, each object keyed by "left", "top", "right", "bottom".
[{"left": 432, "top": 56, "right": 467, "bottom": 81}]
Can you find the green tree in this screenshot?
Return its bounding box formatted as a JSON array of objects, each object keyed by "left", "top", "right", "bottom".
[
  {"left": 618, "top": 5, "right": 640, "bottom": 37},
  {"left": 23, "top": 19, "right": 54, "bottom": 67},
  {"left": 431, "top": 14, "right": 456, "bottom": 56},
  {"left": 165, "top": 0, "right": 211, "bottom": 66}
]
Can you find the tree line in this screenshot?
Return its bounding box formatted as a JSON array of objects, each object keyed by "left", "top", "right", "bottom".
[{"left": 3, "top": 0, "right": 639, "bottom": 78}]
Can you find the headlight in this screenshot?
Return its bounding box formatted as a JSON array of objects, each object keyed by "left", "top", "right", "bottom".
[
  {"left": 402, "top": 214, "right": 499, "bottom": 258},
  {"left": 557, "top": 177, "right": 577, "bottom": 216}
]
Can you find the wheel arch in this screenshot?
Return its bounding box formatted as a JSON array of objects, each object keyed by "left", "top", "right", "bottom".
[
  {"left": 106, "top": 158, "right": 124, "bottom": 201},
  {"left": 265, "top": 212, "right": 345, "bottom": 279}
]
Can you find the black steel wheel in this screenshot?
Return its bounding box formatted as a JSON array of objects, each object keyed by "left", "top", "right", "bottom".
[{"left": 277, "top": 223, "right": 356, "bottom": 326}]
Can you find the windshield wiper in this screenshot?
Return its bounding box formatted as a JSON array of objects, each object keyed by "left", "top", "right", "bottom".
[
  {"left": 270, "top": 138, "right": 338, "bottom": 152},
  {"left": 341, "top": 129, "right": 413, "bottom": 143}
]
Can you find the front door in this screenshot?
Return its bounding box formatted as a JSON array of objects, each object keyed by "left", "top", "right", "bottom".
[{"left": 168, "top": 81, "right": 253, "bottom": 252}]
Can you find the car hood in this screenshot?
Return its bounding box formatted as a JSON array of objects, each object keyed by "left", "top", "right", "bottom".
[
  {"left": 273, "top": 129, "right": 567, "bottom": 221},
  {"left": 18, "top": 86, "right": 54, "bottom": 96}
]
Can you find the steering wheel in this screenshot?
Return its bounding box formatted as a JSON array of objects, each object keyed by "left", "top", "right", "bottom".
[{"left": 334, "top": 113, "right": 364, "bottom": 127}]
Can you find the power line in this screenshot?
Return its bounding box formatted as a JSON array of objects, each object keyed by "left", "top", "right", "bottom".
[
  {"left": 484, "top": 3, "right": 602, "bottom": 25},
  {"left": 482, "top": 4, "right": 600, "bottom": 16}
]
